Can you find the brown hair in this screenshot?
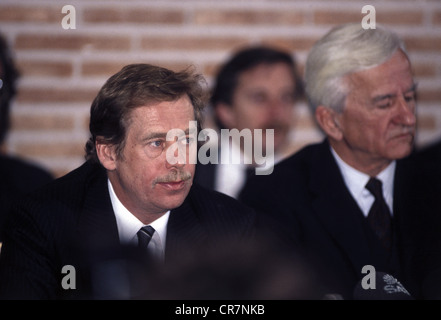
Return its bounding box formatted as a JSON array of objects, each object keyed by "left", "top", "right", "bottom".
[{"left": 85, "top": 64, "right": 207, "bottom": 163}]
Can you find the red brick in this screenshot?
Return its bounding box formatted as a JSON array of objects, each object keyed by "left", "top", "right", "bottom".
[
  {"left": 81, "top": 61, "right": 192, "bottom": 77},
  {"left": 15, "top": 141, "right": 85, "bottom": 158},
  {"left": 11, "top": 114, "right": 75, "bottom": 131},
  {"left": 84, "top": 8, "right": 185, "bottom": 24},
  {"left": 418, "top": 88, "right": 441, "bottom": 102},
  {"left": 404, "top": 36, "right": 441, "bottom": 52},
  {"left": 140, "top": 35, "right": 249, "bottom": 51},
  {"left": 194, "top": 9, "right": 304, "bottom": 25},
  {"left": 432, "top": 11, "right": 441, "bottom": 25},
  {"left": 16, "top": 88, "right": 97, "bottom": 104},
  {"left": 15, "top": 34, "right": 131, "bottom": 51},
  {"left": 417, "top": 114, "right": 437, "bottom": 130},
  {"left": 0, "top": 5, "right": 59, "bottom": 23},
  {"left": 314, "top": 10, "right": 423, "bottom": 25},
  {"left": 412, "top": 63, "right": 438, "bottom": 78},
  {"left": 314, "top": 10, "right": 361, "bottom": 25},
  {"left": 17, "top": 60, "right": 73, "bottom": 78},
  {"left": 376, "top": 11, "right": 423, "bottom": 25},
  {"left": 261, "top": 37, "right": 319, "bottom": 52}
]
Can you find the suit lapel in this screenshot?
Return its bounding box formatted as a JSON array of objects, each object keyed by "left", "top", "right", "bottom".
[
  {"left": 194, "top": 162, "right": 216, "bottom": 190},
  {"left": 165, "top": 187, "right": 209, "bottom": 263},
  {"left": 78, "top": 163, "right": 120, "bottom": 252},
  {"left": 309, "top": 141, "right": 372, "bottom": 273}
]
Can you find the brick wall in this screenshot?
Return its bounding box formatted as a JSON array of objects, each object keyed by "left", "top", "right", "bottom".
[{"left": 0, "top": 0, "right": 440, "bottom": 177}]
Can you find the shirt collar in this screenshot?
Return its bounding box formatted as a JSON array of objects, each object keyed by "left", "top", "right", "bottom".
[
  {"left": 330, "top": 147, "right": 396, "bottom": 213},
  {"left": 107, "top": 179, "right": 169, "bottom": 246}
]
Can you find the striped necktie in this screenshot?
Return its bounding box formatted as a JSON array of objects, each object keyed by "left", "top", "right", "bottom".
[{"left": 137, "top": 225, "right": 155, "bottom": 250}]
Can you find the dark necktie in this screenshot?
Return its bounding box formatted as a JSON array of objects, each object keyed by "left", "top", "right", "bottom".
[
  {"left": 137, "top": 225, "right": 155, "bottom": 250},
  {"left": 365, "top": 177, "right": 392, "bottom": 253}
]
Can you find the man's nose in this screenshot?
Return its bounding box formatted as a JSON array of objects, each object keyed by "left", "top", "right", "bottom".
[{"left": 395, "top": 95, "right": 416, "bottom": 126}]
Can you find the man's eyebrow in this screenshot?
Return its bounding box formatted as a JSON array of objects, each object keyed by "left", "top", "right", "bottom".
[
  {"left": 405, "top": 82, "right": 418, "bottom": 94},
  {"left": 141, "top": 132, "right": 167, "bottom": 141},
  {"left": 372, "top": 83, "right": 418, "bottom": 103},
  {"left": 142, "top": 128, "right": 191, "bottom": 141}
]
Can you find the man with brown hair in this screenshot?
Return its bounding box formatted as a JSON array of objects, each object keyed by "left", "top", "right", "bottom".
[{"left": 0, "top": 64, "right": 258, "bottom": 299}]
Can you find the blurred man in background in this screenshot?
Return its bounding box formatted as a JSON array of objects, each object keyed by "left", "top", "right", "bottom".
[{"left": 194, "top": 46, "right": 303, "bottom": 198}]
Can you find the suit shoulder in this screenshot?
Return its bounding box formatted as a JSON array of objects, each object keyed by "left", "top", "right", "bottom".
[
  {"left": 21, "top": 161, "right": 104, "bottom": 211},
  {"left": 254, "top": 142, "right": 321, "bottom": 183},
  {"left": 191, "top": 183, "right": 254, "bottom": 209},
  {"left": 239, "top": 142, "right": 325, "bottom": 206},
  {"left": 278, "top": 142, "right": 322, "bottom": 167},
  {"left": 189, "top": 183, "right": 256, "bottom": 223}
]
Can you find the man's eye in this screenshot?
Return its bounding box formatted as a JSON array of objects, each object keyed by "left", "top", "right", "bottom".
[
  {"left": 149, "top": 140, "right": 163, "bottom": 148},
  {"left": 377, "top": 100, "right": 392, "bottom": 109},
  {"left": 405, "top": 94, "right": 416, "bottom": 103}
]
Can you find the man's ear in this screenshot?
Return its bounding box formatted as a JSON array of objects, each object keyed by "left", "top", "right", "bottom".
[
  {"left": 315, "top": 106, "right": 343, "bottom": 141},
  {"left": 96, "top": 140, "right": 117, "bottom": 170},
  {"left": 215, "top": 102, "right": 236, "bottom": 129}
]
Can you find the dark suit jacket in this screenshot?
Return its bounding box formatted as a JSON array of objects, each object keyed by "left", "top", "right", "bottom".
[
  {"left": 194, "top": 161, "right": 216, "bottom": 191},
  {"left": 0, "top": 155, "right": 53, "bottom": 241},
  {"left": 0, "top": 160, "right": 257, "bottom": 300},
  {"left": 239, "top": 139, "right": 420, "bottom": 299},
  {"left": 403, "top": 140, "right": 441, "bottom": 299}
]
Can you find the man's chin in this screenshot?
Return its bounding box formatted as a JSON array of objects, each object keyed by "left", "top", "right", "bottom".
[
  {"left": 388, "top": 144, "right": 414, "bottom": 160},
  {"left": 158, "top": 184, "right": 192, "bottom": 210}
]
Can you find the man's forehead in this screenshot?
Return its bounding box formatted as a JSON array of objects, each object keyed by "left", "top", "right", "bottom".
[{"left": 128, "top": 101, "right": 194, "bottom": 129}]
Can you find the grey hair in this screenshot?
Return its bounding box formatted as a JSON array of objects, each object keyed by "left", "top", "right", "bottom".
[{"left": 305, "top": 23, "right": 407, "bottom": 113}]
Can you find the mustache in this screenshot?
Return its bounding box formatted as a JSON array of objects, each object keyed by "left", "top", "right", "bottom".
[
  {"left": 390, "top": 126, "right": 415, "bottom": 137},
  {"left": 153, "top": 170, "right": 192, "bottom": 185}
]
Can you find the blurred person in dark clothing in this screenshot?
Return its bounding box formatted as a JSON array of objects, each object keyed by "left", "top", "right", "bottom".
[
  {"left": 0, "top": 33, "right": 53, "bottom": 243},
  {"left": 401, "top": 139, "right": 441, "bottom": 299}
]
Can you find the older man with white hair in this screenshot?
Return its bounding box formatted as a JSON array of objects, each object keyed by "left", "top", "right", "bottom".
[{"left": 240, "top": 23, "right": 421, "bottom": 299}]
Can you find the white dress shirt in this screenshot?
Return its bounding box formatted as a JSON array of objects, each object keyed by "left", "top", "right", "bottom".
[
  {"left": 330, "top": 147, "right": 395, "bottom": 217},
  {"left": 215, "top": 140, "right": 249, "bottom": 198},
  {"left": 215, "top": 140, "right": 283, "bottom": 199},
  {"left": 108, "top": 179, "right": 169, "bottom": 261}
]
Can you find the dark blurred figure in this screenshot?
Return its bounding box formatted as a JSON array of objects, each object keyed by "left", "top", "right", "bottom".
[
  {"left": 0, "top": 33, "right": 53, "bottom": 242},
  {"left": 142, "top": 236, "right": 327, "bottom": 300},
  {"left": 194, "top": 46, "right": 303, "bottom": 198},
  {"left": 403, "top": 140, "right": 441, "bottom": 299}
]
